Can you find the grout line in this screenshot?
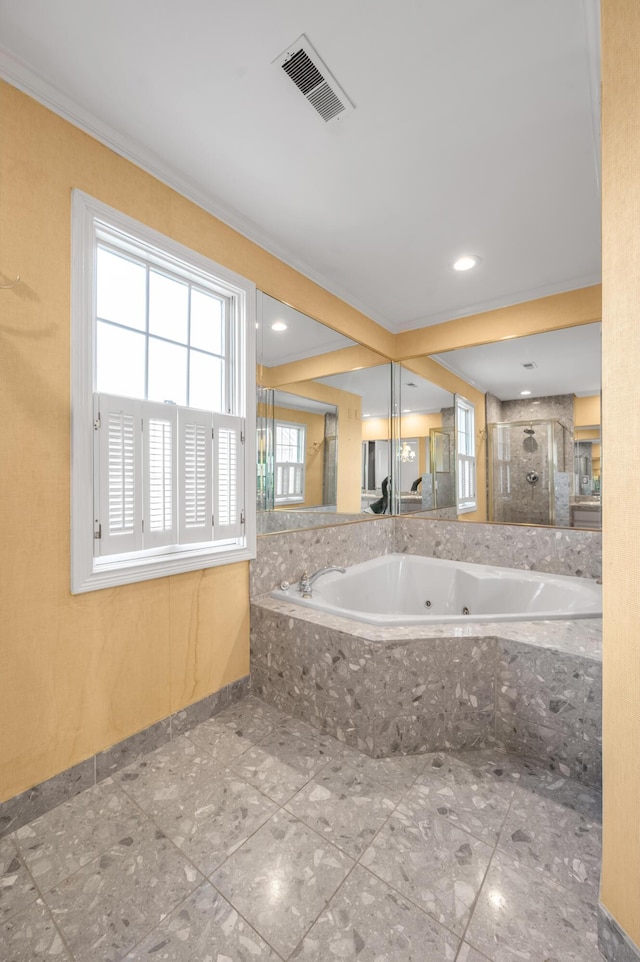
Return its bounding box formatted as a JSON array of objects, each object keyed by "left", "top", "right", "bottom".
[{"left": 7, "top": 835, "right": 78, "bottom": 961}]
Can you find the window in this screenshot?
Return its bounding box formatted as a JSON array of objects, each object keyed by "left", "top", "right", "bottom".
[
  {"left": 274, "top": 421, "right": 305, "bottom": 503},
  {"left": 455, "top": 395, "right": 477, "bottom": 513},
  {"left": 71, "top": 191, "right": 256, "bottom": 593}
]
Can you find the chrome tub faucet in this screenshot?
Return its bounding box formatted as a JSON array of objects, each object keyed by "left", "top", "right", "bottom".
[{"left": 298, "top": 565, "right": 346, "bottom": 597}]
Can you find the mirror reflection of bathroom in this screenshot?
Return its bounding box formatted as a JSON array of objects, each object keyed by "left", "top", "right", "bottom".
[
  {"left": 432, "top": 323, "right": 602, "bottom": 529},
  {"left": 396, "top": 366, "right": 456, "bottom": 516},
  {"left": 256, "top": 292, "right": 391, "bottom": 531}
]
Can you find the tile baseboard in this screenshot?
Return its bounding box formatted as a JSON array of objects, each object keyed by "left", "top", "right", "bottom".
[
  {"left": 0, "top": 675, "right": 250, "bottom": 838},
  {"left": 599, "top": 905, "right": 640, "bottom": 962}
]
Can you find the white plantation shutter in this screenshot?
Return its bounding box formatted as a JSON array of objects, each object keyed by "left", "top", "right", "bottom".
[
  {"left": 178, "top": 408, "right": 213, "bottom": 543},
  {"left": 143, "top": 402, "right": 177, "bottom": 548},
  {"left": 213, "top": 414, "right": 244, "bottom": 540},
  {"left": 96, "top": 394, "right": 142, "bottom": 555}
]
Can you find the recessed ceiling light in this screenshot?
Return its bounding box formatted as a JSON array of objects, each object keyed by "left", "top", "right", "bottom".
[
  {"left": 402, "top": 409, "right": 411, "bottom": 413},
  {"left": 452, "top": 255, "right": 480, "bottom": 272},
  {"left": 271, "top": 321, "right": 287, "bottom": 332},
  {"left": 520, "top": 390, "right": 532, "bottom": 396}
]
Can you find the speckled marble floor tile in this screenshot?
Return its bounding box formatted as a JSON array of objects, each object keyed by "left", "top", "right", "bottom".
[
  {"left": 456, "top": 943, "right": 492, "bottom": 961},
  {"left": 413, "top": 755, "right": 513, "bottom": 843},
  {"left": 464, "top": 849, "right": 602, "bottom": 961},
  {"left": 12, "top": 778, "right": 147, "bottom": 893},
  {"left": 0, "top": 897, "right": 72, "bottom": 960},
  {"left": 123, "top": 881, "right": 280, "bottom": 961},
  {"left": 333, "top": 742, "right": 429, "bottom": 792},
  {"left": 285, "top": 760, "right": 401, "bottom": 859},
  {"left": 187, "top": 696, "right": 289, "bottom": 765},
  {"left": 115, "top": 734, "right": 222, "bottom": 816},
  {"left": 451, "top": 749, "right": 602, "bottom": 819},
  {"left": 228, "top": 726, "right": 336, "bottom": 804},
  {"left": 45, "top": 818, "right": 203, "bottom": 962},
  {"left": 360, "top": 795, "right": 493, "bottom": 935},
  {"left": 210, "top": 810, "right": 353, "bottom": 959},
  {"left": 154, "top": 768, "right": 278, "bottom": 877},
  {"left": 496, "top": 785, "right": 602, "bottom": 897},
  {"left": 290, "top": 863, "right": 460, "bottom": 961},
  {"left": 0, "top": 836, "right": 38, "bottom": 924}
]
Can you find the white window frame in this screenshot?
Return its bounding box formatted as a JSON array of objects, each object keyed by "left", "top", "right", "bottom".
[
  {"left": 274, "top": 420, "right": 306, "bottom": 504},
  {"left": 455, "top": 394, "right": 477, "bottom": 514},
  {"left": 71, "top": 191, "right": 256, "bottom": 593}
]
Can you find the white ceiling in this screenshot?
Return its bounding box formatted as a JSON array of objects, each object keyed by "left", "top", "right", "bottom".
[
  {"left": 0, "top": 0, "right": 601, "bottom": 333},
  {"left": 259, "top": 294, "right": 356, "bottom": 366},
  {"left": 319, "top": 366, "right": 453, "bottom": 420},
  {"left": 433, "top": 322, "right": 602, "bottom": 400}
]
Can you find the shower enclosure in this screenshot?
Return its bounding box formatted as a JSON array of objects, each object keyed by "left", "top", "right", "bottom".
[{"left": 488, "top": 418, "right": 571, "bottom": 526}]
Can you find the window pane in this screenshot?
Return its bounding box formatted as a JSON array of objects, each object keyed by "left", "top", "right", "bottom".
[
  {"left": 97, "top": 248, "right": 146, "bottom": 331},
  {"left": 148, "top": 337, "right": 187, "bottom": 405},
  {"left": 96, "top": 321, "right": 146, "bottom": 397},
  {"left": 189, "top": 350, "right": 224, "bottom": 412},
  {"left": 149, "top": 270, "right": 188, "bottom": 343},
  {"left": 191, "top": 289, "right": 224, "bottom": 355}
]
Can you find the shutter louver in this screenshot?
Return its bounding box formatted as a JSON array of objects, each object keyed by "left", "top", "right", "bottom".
[
  {"left": 96, "top": 394, "right": 142, "bottom": 555},
  {"left": 213, "top": 414, "right": 244, "bottom": 539},
  {"left": 143, "top": 402, "right": 177, "bottom": 548},
  {"left": 178, "top": 408, "right": 213, "bottom": 543}
]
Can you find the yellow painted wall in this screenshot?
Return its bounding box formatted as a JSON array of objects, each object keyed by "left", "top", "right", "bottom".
[
  {"left": 0, "top": 81, "right": 390, "bottom": 802},
  {"left": 574, "top": 394, "right": 601, "bottom": 427},
  {"left": 272, "top": 405, "right": 325, "bottom": 507},
  {"left": 395, "top": 285, "right": 602, "bottom": 359},
  {"left": 601, "top": 0, "right": 640, "bottom": 945}
]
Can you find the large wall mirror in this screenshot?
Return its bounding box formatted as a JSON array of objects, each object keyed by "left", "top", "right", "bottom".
[
  {"left": 257, "top": 291, "right": 602, "bottom": 533},
  {"left": 256, "top": 293, "right": 391, "bottom": 533},
  {"left": 428, "top": 321, "right": 602, "bottom": 529}
]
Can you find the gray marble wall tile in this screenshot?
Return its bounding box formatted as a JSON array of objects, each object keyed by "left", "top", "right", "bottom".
[
  {"left": 495, "top": 714, "right": 601, "bottom": 788},
  {"left": 257, "top": 510, "right": 367, "bottom": 533},
  {"left": 0, "top": 758, "right": 95, "bottom": 839},
  {"left": 96, "top": 718, "right": 171, "bottom": 783},
  {"left": 448, "top": 710, "right": 496, "bottom": 751},
  {"left": 251, "top": 517, "right": 394, "bottom": 597},
  {"left": 170, "top": 686, "right": 230, "bottom": 737},
  {"left": 1, "top": 675, "right": 251, "bottom": 838},
  {"left": 599, "top": 905, "right": 640, "bottom": 962},
  {"left": 394, "top": 516, "right": 602, "bottom": 579},
  {"left": 497, "top": 642, "right": 585, "bottom": 735}
]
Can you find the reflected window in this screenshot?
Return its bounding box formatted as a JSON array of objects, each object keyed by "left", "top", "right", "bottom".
[
  {"left": 275, "top": 422, "right": 305, "bottom": 503},
  {"left": 456, "top": 395, "right": 477, "bottom": 513}
]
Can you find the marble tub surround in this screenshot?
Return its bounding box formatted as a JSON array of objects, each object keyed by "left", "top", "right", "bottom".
[
  {"left": 252, "top": 516, "right": 602, "bottom": 603},
  {"left": 251, "top": 597, "right": 602, "bottom": 787},
  {"left": 0, "top": 694, "right": 604, "bottom": 962},
  {"left": 0, "top": 675, "right": 250, "bottom": 839},
  {"left": 394, "top": 516, "right": 602, "bottom": 580},
  {"left": 251, "top": 517, "right": 393, "bottom": 597}
]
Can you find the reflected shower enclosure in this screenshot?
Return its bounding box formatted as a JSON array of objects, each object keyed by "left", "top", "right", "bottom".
[{"left": 488, "top": 419, "right": 571, "bottom": 526}]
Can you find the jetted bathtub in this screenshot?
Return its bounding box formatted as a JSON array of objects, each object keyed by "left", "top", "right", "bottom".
[{"left": 270, "top": 553, "right": 602, "bottom": 626}]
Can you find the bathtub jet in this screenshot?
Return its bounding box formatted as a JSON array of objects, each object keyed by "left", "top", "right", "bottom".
[{"left": 271, "top": 553, "right": 602, "bottom": 626}]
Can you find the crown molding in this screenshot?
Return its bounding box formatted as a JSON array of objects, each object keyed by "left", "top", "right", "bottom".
[{"left": 0, "top": 46, "right": 393, "bottom": 332}]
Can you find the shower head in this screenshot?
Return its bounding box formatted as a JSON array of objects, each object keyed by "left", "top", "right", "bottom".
[{"left": 524, "top": 427, "right": 536, "bottom": 436}]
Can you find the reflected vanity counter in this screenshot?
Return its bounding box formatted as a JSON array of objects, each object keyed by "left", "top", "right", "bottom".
[{"left": 250, "top": 518, "right": 602, "bottom": 788}]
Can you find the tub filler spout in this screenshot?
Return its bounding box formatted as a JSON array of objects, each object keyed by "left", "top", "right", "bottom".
[{"left": 298, "top": 566, "right": 346, "bottom": 598}]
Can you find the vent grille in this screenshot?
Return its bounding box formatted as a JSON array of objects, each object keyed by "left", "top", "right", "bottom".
[
  {"left": 522, "top": 362, "right": 537, "bottom": 370},
  {"left": 275, "top": 35, "right": 353, "bottom": 123}
]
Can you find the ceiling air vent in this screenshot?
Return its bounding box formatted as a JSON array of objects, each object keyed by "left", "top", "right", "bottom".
[
  {"left": 522, "top": 362, "right": 537, "bottom": 370},
  {"left": 274, "top": 35, "right": 354, "bottom": 123}
]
